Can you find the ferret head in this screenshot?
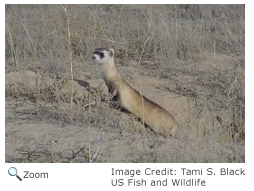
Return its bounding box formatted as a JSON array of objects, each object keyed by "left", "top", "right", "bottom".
[{"left": 92, "top": 48, "right": 114, "bottom": 64}]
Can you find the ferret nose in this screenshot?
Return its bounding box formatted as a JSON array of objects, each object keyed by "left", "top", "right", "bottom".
[{"left": 92, "top": 55, "right": 96, "bottom": 60}]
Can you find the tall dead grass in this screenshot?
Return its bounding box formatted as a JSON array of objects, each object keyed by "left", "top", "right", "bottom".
[
  {"left": 5, "top": 4, "right": 245, "bottom": 150},
  {"left": 5, "top": 5, "right": 244, "bottom": 70}
]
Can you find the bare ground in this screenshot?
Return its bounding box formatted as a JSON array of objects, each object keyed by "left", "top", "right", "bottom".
[{"left": 5, "top": 55, "right": 245, "bottom": 163}]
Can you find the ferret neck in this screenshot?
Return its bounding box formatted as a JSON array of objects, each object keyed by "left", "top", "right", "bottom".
[
  {"left": 102, "top": 58, "right": 123, "bottom": 88},
  {"left": 103, "top": 58, "right": 118, "bottom": 71},
  {"left": 104, "top": 58, "right": 115, "bottom": 67}
]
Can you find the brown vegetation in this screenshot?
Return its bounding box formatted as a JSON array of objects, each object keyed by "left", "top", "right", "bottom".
[{"left": 5, "top": 5, "right": 244, "bottom": 162}]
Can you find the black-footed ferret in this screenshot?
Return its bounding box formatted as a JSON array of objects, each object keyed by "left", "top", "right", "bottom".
[{"left": 92, "top": 48, "right": 178, "bottom": 137}]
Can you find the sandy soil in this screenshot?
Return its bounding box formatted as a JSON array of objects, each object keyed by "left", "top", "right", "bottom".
[{"left": 5, "top": 55, "right": 245, "bottom": 163}]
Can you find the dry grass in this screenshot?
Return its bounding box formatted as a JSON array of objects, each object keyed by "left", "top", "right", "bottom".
[
  {"left": 5, "top": 4, "right": 245, "bottom": 162},
  {"left": 5, "top": 5, "right": 244, "bottom": 70}
]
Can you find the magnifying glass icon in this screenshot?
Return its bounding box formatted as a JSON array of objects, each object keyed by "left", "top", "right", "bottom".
[{"left": 8, "top": 167, "right": 22, "bottom": 181}]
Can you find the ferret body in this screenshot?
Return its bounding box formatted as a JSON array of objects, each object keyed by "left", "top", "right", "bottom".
[{"left": 92, "top": 48, "right": 178, "bottom": 137}]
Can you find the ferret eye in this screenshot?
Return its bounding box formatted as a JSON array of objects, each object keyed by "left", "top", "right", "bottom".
[{"left": 99, "top": 52, "right": 104, "bottom": 58}]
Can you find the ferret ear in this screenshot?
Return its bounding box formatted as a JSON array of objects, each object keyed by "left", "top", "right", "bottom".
[{"left": 109, "top": 49, "right": 114, "bottom": 57}]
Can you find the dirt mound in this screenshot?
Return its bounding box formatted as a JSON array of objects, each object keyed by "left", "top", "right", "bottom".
[{"left": 5, "top": 70, "right": 109, "bottom": 105}]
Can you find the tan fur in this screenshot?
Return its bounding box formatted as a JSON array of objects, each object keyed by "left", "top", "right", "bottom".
[{"left": 95, "top": 50, "right": 178, "bottom": 137}]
